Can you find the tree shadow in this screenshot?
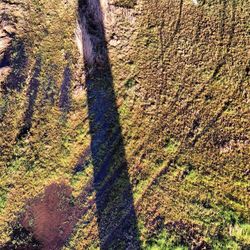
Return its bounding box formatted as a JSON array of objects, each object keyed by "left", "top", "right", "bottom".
[
  {"left": 1, "top": 225, "right": 41, "bottom": 250},
  {"left": 16, "top": 57, "right": 41, "bottom": 141},
  {"left": 2, "top": 38, "right": 28, "bottom": 93},
  {"left": 78, "top": 0, "right": 141, "bottom": 248},
  {"left": 2, "top": 1, "right": 141, "bottom": 248},
  {"left": 59, "top": 55, "right": 71, "bottom": 114},
  {"left": 0, "top": 38, "right": 28, "bottom": 121}
]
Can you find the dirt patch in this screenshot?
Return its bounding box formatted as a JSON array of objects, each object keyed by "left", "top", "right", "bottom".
[{"left": 20, "top": 183, "right": 80, "bottom": 250}]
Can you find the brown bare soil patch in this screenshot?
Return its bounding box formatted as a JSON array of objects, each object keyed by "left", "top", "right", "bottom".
[{"left": 21, "top": 183, "right": 80, "bottom": 250}]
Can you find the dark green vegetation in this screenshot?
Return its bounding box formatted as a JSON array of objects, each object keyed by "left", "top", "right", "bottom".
[{"left": 0, "top": 0, "right": 249, "bottom": 249}]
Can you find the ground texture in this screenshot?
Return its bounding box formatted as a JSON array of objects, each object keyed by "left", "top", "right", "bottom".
[{"left": 0, "top": 0, "right": 249, "bottom": 249}]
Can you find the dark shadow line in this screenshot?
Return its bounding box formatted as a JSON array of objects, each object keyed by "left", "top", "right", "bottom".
[
  {"left": 0, "top": 38, "right": 27, "bottom": 122},
  {"left": 2, "top": 37, "right": 28, "bottom": 93},
  {"left": 59, "top": 57, "right": 71, "bottom": 114},
  {"left": 78, "top": 0, "right": 141, "bottom": 249},
  {"left": 16, "top": 57, "right": 41, "bottom": 141}
]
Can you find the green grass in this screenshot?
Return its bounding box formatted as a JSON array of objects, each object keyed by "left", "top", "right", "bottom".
[
  {"left": 144, "top": 230, "right": 188, "bottom": 250},
  {"left": 231, "top": 224, "right": 250, "bottom": 245},
  {"left": 0, "top": 0, "right": 249, "bottom": 248},
  {"left": 0, "top": 189, "right": 7, "bottom": 213},
  {"left": 164, "top": 139, "right": 180, "bottom": 154}
]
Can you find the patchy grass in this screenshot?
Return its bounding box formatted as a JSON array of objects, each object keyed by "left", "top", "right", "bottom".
[
  {"left": 0, "top": 0, "right": 249, "bottom": 248},
  {"left": 0, "top": 189, "right": 7, "bottom": 213},
  {"left": 143, "top": 229, "right": 189, "bottom": 250},
  {"left": 231, "top": 224, "right": 250, "bottom": 245}
]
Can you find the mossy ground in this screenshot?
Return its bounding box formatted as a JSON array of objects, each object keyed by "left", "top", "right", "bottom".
[{"left": 0, "top": 0, "right": 249, "bottom": 249}]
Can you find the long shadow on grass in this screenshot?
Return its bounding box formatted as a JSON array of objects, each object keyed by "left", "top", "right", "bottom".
[
  {"left": 0, "top": 38, "right": 27, "bottom": 121},
  {"left": 78, "top": 0, "right": 141, "bottom": 248},
  {"left": 16, "top": 57, "right": 41, "bottom": 140},
  {"left": 59, "top": 56, "right": 71, "bottom": 114}
]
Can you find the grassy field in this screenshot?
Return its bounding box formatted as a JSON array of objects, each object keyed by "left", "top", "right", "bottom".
[{"left": 0, "top": 0, "right": 249, "bottom": 249}]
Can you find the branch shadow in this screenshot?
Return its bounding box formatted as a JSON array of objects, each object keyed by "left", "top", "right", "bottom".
[{"left": 78, "top": 0, "right": 141, "bottom": 248}]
